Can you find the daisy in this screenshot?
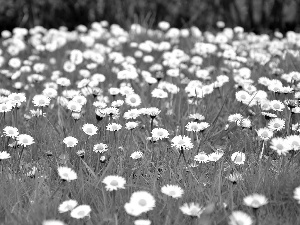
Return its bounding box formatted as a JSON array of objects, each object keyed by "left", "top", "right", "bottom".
[
  {"left": 145, "top": 76, "right": 158, "bottom": 85},
  {"left": 82, "top": 123, "right": 98, "bottom": 136},
  {"left": 243, "top": 193, "right": 268, "bottom": 208},
  {"left": 106, "top": 123, "right": 122, "bottom": 132},
  {"left": 56, "top": 77, "right": 71, "bottom": 87},
  {"left": 0, "top": 102, "right": 13, "bottom": 113},
  {"left": 270, "top": 100, "right": 285, "bottom": 111},
  {"left": 30, "top": 109, "right": 45, "bottom": 117},
  {"left": 171, "top": 135, "right": 194, "bottom": 150},
  {"left": 226, "top": 172, "right": 244, "bottom": 184},
  {"left": 72, "top": 112, "right": 81, "bottom": 121},
  {"left": 270, "top": 137, "right": 291, "bottom": 155},
  {"left": 57, "top": 167, "right": 77, "bottom": 182},
  {"left": 257, "top": 128, "right": 273, "bottom": 141},
  {"left": 180, "top": 202, "right": 204, "bottom": 217},
  {"left": 161, "top": 185, "right": 184, "bottom": 199},
  {"left": 93, "top": 143, "right": 108, "bottom": 153},
  {"left": 43, "top": 88, "right": 58, "bottom": 99},
  {"left": 259, "top": 100, "right": 271, "bottom": 111},
  {"left": 124, "top": 109, "right": 140, "bottom": 120},
  {"left": 102, "top": 175, "right": 126, "bottom": 191},
  {"left": 111, "top": 100, "right": 124, "bottom": 108},
  {"left": 158, "top": 21, "right": 170, "bottom": 30},
  {"left": 8, "top": 93, "right": 26, "bottom": 106},
  {"left": 258, "top": 77, "right": 271, "bottom": 86},
  {"left": 199, "top": 122, "right": 210, "bottom": 131},
  {"left": 3, "top": 126, "right": 19, "bottom": 138},
  {"left": 208, "top": 151, "right": 224, "bottom": 162},
  {"left": 108, "top": 87, "right": 120, "bottom": 96},
  {"left": 143, "top": 107, "right": 161, "bottom": 118},
  {"left": 261, "top": 112, "right": 277, "bottom": 120},
  {"left": 237, "top": 118, "right": 252, "bottom": 128},
  {"left": 58, "top": 199, "right": 78, "bottom": 213},
  {"left": 194, "top": 152, "right": 209, "bottom": 163},
  {"left": 70, "top": 205, "right": 91, "bottom": 219},
  {"left": 63, "top": 90, "right": 80, "bottom": 99},
  {"left": 17, "top": 134, "right": 35, "bottom": 147},
  {"left": 189, "top": 113, "right": 205, "bottom": 121},
  {"left": 94, "top": 101, "right": 107, "bottom": 109},
  {"left": 76, "top": 149, "right": 85, "bottom": 158},
  {"left": 67, "top": 101, "right": 82, "bottom": 112},
  {"left": 292, "top": 107, "right": 300, "bottom": 114},
  {"left": 130, "top": 151, "right": 143, "bottom": 159},
  {"left": 151, "top": 128, "right": 169, "bottom": 140},
  {"left": 120, "top": 86, "right": 135, "bottom": 96},
  {"left": 125, "top": 121, "right": 139, "bottom": 130},
  {"left": 63, "top": 61, "right": 76, "bottom": 73},
  {"left": 286, "top": 135, "right": 300, "bottom": 150},
  {"left": 103, "top": 107, "right": 120, "bottom": 118},
  {"left": 0, "top": 151, "right": 11, "bottom": 160},
  {"left": 126, "top": 191, "right": 156, "bottom": 214},
  {"left": 151, "top": 88, "right": 168, "bottom": 99},
  {"left": 125, "top": 93, "right": 142, "bottom": 107},
  {"left": 231, "top": 152, "right": 246, "bottom": 165},
  {"left": 72, "top": 95, "right": 87, "bottom": 105},
  {"left": 267, "top": 118, "right": 285, "bottom": 131},
  {"left": 186, "top": 122, "right": 202, "bottom": 132},
  {"left": 63, "top": 136, "right": 78, "bottom": 148},
  {"left": 228, "top": 113, "right": 243, "bottom": 123},
  {"left": 268, "top": 80, "right": 283, "bottom": 93},
  {"left": 229, "top": 211, "right": 253, "bottom": 225},
  {"left": 235, "top": 90, "right": 251, "bottom": 104},
  {"left": 134, "top": 219, "right": 151, "bottom": 225},
  {"left": 293, "top": 186, "right": 300, "bottom": 204},
  {"left": 124, "top": 202, "right": 144, "bottom": 217},
  {"left": 32, "top": 94, "right": 51, "bottom": 107},
  {"left": 95, "top": 108, "right": 106, "bottom": 121},
  {"left": 284, "top": 99, "right": 299, "bottom": 109}
]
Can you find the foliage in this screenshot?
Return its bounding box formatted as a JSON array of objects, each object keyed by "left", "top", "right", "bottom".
[{"left": 1, "top": 0, "right": 300, "bottom": 32}]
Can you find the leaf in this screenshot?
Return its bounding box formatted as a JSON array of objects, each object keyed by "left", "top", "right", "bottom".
[{"left": 81, "top": 158, "right": 98, "bottom": 180}]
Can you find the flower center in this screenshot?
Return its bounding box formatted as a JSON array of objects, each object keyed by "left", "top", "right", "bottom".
[
  {"left": 86, "top": 128, "right": 93, "bottom": 133},
  {"left": 251, "top": 199, "right": 260, "bottom": 207},
  {"left": 169, "top": 190, "right": 176, "bottom": 196},
  {"left": 110, "top": 180, "right": 119, "bottom": 186},
  {"left": 190, "top": 208, "right": 199, "bottom": 215},
  {"left": 77, "top": 210, "right": 86, "bottom": 216},
  {"left": 274, "top": 123, "right": 280, "bottom": 128},
  {"left": 138, "top": 199, "right": 147, "bottom": 206},
  {"left": 235, "top": 155, "right": 242, "bottom": 162},
  {"left": 276, "top": 144, "right": 284, "bottom": 150}
]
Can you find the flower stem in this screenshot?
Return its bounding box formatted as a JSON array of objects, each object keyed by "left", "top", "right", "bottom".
[{"left": 16, "top": 146, "right": 25, "bottom": 173}]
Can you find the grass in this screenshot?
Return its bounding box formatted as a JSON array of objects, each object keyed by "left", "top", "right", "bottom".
[{"left": 0, "top": 23, "right": 299, "bottom": 225}]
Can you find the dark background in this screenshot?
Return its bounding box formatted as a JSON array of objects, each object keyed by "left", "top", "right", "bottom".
[{"left": 1, "top": 0, "right": 300, "bottom": 33}]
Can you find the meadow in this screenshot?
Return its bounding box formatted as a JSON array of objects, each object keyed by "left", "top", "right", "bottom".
[{"left": 0, "top": 21, "right": 300, "bottom": 225}]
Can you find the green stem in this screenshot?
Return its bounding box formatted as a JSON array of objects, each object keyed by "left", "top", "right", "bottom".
[{"left": 16, "top": 146, "right": 25, "bottom": 173}]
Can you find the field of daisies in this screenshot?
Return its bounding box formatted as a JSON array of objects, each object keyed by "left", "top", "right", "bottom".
[{"left": 1, "top": 21, "right": 300, "bottom": 225}]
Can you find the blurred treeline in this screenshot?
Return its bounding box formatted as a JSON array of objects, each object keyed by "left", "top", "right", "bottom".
[{"left": 1, "top": 0, "right": 300, "bottom": 32}]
